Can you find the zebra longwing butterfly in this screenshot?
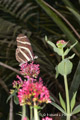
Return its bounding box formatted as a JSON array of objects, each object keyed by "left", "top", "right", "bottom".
[{"left": 16, "top": 34, "right": 37, "bottom": 64}]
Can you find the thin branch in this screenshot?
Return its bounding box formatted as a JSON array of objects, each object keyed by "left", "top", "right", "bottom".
[
  {"left": 0, "top": 61, "right": 20, "bottom": 74},
  {"left": 42, "top": 0, "right": 80, "bottom": 39},
  {"left": 0, "top": 77, "right": 9, "bottom": 94},
  {"left": 0, "top": 78, "right": 14, "bottom": 120},
  {"left": 9, "top": 98, "right": 14, "bottom": 120}
]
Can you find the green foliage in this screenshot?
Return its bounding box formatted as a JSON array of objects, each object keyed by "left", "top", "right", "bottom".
[
  {"left": 57, "top": 59, "right": 73, "bottom": 76},
  {"left": 67, "top": 7, "right": 80, "bottom": 24},
  {"left": 64, "top": 42, "right": 77, "bottom": 56},
  {"left": 70, "top": 92, "right": 77, "bottom": 112},
  {"left": 50, "top": 96, "right": 55, "bottom": 102},
  {"left": 7, "top": 91, "right": 17, "bottom": 103},
  {"left": 14, "top": 95, "right": 19, "bottom": 105},
  {"left": 72, "top": 105, "right": 80, "bottom": 115},
  {"left": 45, "top": 37, "right": 77, "bottom": 77},
  {"left": 45, "top": 36, "right": 63, "bottom": 56},
  {"left": 50, "top": 102, "right": 66, "bottom": 115},
  {"left": 59, "top": 93, "right": 66, "bottom": 111},
  {"left": 70, "top": 61, "right": 80, "bottom": 99}
]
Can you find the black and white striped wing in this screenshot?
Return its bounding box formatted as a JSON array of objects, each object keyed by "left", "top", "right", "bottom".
[{"left": 16, "top": 34, "right": 34, "bottom": 63}]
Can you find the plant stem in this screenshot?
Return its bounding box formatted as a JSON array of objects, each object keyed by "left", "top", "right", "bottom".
[
  {"left": 30, "top": 106, "right": 33, "bottom": 120},
  {"left": 21, "top": 105, "right": 26, "bottom": 120},
  {"left": 34, "top": 102, "right": 39, "bottom": 120},
  {"left": 62, "top": 50, "right": 71, "bottom": 120},
  {"left": 66, "top": 114, "right": 71, "bottom": 120},
  {"left": 64, "top": 75, "right": 70, "bottom": 120}
]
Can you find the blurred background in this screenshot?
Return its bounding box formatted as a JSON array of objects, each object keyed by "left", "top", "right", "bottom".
[{"left": 0, "top": 0, "right": 80, "bottom": 120}]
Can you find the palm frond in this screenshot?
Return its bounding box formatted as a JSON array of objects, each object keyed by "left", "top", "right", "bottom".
[{"left": 0, "top": 0, "right": 37, "bottom": 23}]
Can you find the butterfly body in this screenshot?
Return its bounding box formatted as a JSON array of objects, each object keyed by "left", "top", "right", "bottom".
[{"left": 16, "top": 34, "right": 36, "bottom": 64}]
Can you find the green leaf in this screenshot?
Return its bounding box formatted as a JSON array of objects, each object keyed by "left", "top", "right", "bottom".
[
  {"left": 16, "top": 112, "right": 22, "bottom": 117},
  {"left": 32, "top": 104, "right": 46, "bottom": 110},
  {"left": 64, "top": 48, "right": 70, "bottom": 56},
  {"left": 70, "top": 61, "right": 80, "bottom": 100},
  {"left": 55, "top": 65, "right": 59, "bottom": 78},
  {"left": 45, "top": 38, "right": 64, "bottom": 56},
  {"left": 45, "top": 39, "right": 61, "bottom": 55},
  {"left": 67, "top": 7, "right": 80, "bottom": 25},
  {"left": 64, "top": 42, "right": 77, "bottom": 56},
  {"left": 71, "top": 92, "right": 77, "bottom": 112},
  {"left": 62, "top": 0, "right": 75, "bottom": 9},
  {"left": 50, "top": 102, "right": 66, "bottom": 115},
  {"left": 69, "top": 41, "right": 78, "bottom": 50},
  {"left": 50, "top": 96, "right": 55, "bottom": 102},
  {"left": 33, "top": 105, "right": 42, "bottom": 110},
  {"left": 63, "top": 42, "right": 68, "bottom": 48},
  {"left": 59, "top": 93, "right": 66, "bottom": 111},
  {"left": 58, "top": 59, "right": 73, "bottom": 76},
  {"left": 6, "top": 91, "right": 16, "bottom": 103},
  {"left": 14, "top": 95, "right": 19, "bottom": 105},
  {"left": 67, "top": 54, "right": 75, "bottom": 60},
  {"left": 72, "top": 104, "right": 80, "bottom": 115}
]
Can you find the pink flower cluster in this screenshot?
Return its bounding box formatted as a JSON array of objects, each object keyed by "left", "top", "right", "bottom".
[
  {"left": 18, "top": 79, "right": 51, "bottom": 106},
  {"left": 23, "top": 117, "right": 27, "bottom": 120},
  {"left": 20, "top": 62, "right": 40, "bottom": 78},
  {"left": 12, "top": 75, "right": 23, "bottom": 88},
  {"left": 56, "top": 40, "right": 67, "bottom": 48},
  {"left": 42, "top": 117, "right": 53, "bottom": 120},
  {"left": 11, "top": 62, "right": 51, "bottom": 108}
]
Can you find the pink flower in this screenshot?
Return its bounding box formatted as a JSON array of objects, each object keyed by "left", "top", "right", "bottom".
[
  {"left": 23, "top": 117, "right": 27, "bottom": 120},
  {"left": 56, "top": 40, "right": 67, "bottom": 48},
  {"left": 17, "top": 79, "right": 51, "bottom": 106},
  {"left": 20, "top": 62, "right": 40, "bottom": 79},
  {"left": 42, "top": 117, "right": 53, "bottom": 120},
  {"left": 12, "top": 75, "right": 23, "bottom": 89}
]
